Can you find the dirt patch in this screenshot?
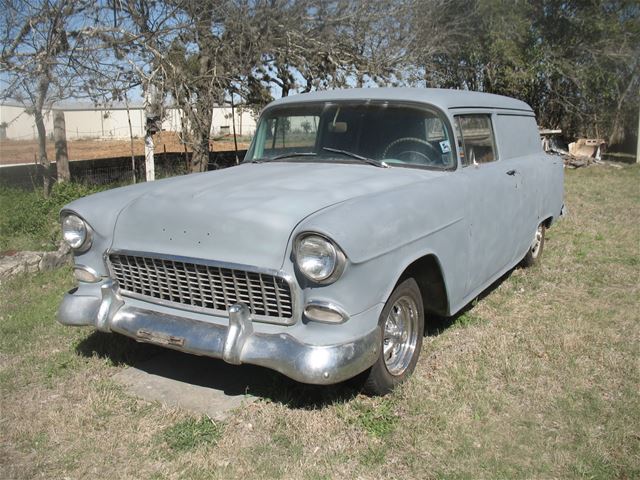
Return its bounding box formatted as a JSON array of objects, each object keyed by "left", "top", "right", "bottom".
[
  {"left": 0, "top": 131, "right": 251, "bottom": 165},
  {"left": 112, "top": 351, "right": 261, "bottom": 420}
]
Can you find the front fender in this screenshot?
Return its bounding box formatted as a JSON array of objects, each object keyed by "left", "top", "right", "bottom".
[
  {"left": 293, "top": 175, "right": 470, "bottom": 317},
  {"left": 61, "top": 178, "right": 178, "bottom": 275}
]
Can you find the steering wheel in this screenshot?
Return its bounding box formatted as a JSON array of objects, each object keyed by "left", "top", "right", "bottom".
[{"left": 382, "top": 137, "right": 441, "bottom": 164}]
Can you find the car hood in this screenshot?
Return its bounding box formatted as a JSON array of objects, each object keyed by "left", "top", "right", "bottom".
[{"left": 111, "top": 162, "right": 435, "bottom": 269}]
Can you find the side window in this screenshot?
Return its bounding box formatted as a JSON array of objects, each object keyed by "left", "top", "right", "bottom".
[{"left": 455, "top": 115, "right": 497, "bottom": 166}]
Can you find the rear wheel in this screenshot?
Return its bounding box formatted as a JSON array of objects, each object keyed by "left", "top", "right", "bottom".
[
  {"left": 521, "top": 222, "right": 546, "bottom": 267},
  {"left": 363, "top": 278, "right": 424, "bottom": 395}
]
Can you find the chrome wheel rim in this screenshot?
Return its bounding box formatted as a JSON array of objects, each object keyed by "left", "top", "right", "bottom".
[
  {"left": 382, "top": 295, "right": 419, "bottom": 376},
  {"left": 531, "top": 224, "right": 543, "bottom": 258}
]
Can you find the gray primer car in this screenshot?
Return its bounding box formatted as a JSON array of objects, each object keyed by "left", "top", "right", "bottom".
[{"left": 58, "top": 88, "right": 564, "bottom": 394}]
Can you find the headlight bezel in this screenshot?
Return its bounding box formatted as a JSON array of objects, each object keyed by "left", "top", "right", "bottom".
[
  {"left": 294, "top": 232, "right": 346, "bottom": 285},
  {"left": 60, "top": 211, "right": 93, "bottom": 253}
]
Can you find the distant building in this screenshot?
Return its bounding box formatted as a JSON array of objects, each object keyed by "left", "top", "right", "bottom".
[{"left": 0, "top": 101, "right": 257, "bottom": 141}]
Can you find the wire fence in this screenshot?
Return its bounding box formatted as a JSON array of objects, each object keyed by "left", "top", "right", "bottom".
[{"left": 0, "top": 150, "right": 244, "bottom": 191}]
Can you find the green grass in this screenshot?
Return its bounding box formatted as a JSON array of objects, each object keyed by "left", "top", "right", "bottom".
[
  {"left": 0, "top": 163, "right": 638, "bottom": 479},
  {"left": 349, "top": 397, "right": 398, "bottom": 438},
  {"left": 0, "top": 182, "right": 109, "bottom": 252},
  {"left": 160, "top": 417, "right": 223, "bottom": 452}
]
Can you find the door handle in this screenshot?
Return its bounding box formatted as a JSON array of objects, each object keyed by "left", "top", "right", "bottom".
[{"left": 506, "top": 169, "right": 517, "bottom": 176}]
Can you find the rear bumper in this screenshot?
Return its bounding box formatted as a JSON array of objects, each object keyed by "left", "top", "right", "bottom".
[{"left": 58, "top": 281, "right": 381, "bottom": 385}]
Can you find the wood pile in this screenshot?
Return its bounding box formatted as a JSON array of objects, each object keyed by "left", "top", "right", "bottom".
[{"left": 562, "top": 154, "right": 600, "bottom": 169}]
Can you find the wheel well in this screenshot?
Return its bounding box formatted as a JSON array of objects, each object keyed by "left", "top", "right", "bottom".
[
  {"left": 399, "top": 254, "right": 448, "bottom": 316},
  {"left": 543, "top": 216, "right": 554, "bottom": 228}
]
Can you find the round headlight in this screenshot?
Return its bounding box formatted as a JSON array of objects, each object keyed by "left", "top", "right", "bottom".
[
  {"left": 295, "top": 234, "right": 345, "bottom": 283},
  {"left": 61, "top": 213, "right": 89, "bottom": 250}
]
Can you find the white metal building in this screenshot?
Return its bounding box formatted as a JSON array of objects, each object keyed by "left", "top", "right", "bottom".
[{"left": 0, "top": 101, "right": 257, "bottom": 140}]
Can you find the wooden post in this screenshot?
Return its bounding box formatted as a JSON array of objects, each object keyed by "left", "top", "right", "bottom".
[
  {"left": 636, "top": 101, "right": 639, "bottom": 163},
  {"left": 124, "top": 93, "right": 137, "bottom": 184},
  {"left": 54, "top": 110, "right": 70, "bottom": 182},
  {"left": 180, "top": 115, "right": 189, "bottom": 171},
  {"left": 231, "top": 94, "right": 239, "bottom": 164},
  {"left": 144, "top": 82, "right": 159, "bottom": 182},
  {"left": 145, "top": 132, "right": 155, "bottom": 181}
]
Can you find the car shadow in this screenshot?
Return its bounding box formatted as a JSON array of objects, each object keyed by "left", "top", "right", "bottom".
[
  {"left": 75, "top": 331, "right": 361, "bottom": 409},
  {"left": 426, "top": 267, "right": 515, "bottom": 336},
  {"left": 75, "top": 266, "right": 516, "bottom": 410}
]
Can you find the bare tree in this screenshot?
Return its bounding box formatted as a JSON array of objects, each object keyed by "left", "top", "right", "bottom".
[
  {"left": 95, "top": 0, "right": 183, "bottom": 180},
  {"left": 163, "top": 0, "right": 226, "bottom": 173},
  {"left": 249, "top": 1, "right": 359, "bottom": 96},
  {"left": 105, "top": 1, "right": 245, "bottom": 173},
  {"left": 1, "top": 0, "right": 87, "bottom": 194},
  {"left": 0, "top": 0, "right": 135, "bottom": 192}
]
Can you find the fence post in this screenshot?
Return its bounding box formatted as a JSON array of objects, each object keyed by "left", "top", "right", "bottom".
[
  {"left": 231, "top": 94, "right": 239, "bottom": 164},
  {"left": 636, "top": 102, "right": 640, "bottom": 163},
  {"left": 54, "top": 110, "right": 70, "bottom": 182},
  {"left": 144, "top": 81, "right": 162, "bottom": 181},
  {"left": 145, "top": 132, "right": 155, "bottom": 181},
  {"left": 124, "top": 93, "right": 137, "bottom": 184}
]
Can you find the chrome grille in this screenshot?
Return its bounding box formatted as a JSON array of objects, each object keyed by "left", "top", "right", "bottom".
[{"left": 108, "top": 253, "right": 293, "bottom": 321}]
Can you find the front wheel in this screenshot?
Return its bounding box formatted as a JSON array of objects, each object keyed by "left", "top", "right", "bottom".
[
  {"left": 363, "top": 278, "right": 424, "bottom": 395},
  {"left": 521, "top": 222, "right": 546, "bottom": 267}
]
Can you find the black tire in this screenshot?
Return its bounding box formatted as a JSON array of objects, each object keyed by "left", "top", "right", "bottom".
[
  {"left": 363, "top": 277, "right": 424, "bottom": 396},
  {"left": 521, "top": 222, "right": 546, "bottom": 267}
]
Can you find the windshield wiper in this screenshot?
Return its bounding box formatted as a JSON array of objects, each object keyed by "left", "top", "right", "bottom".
[
  {"left": 322, "top": 147, "right": 389, "bottom": 168},
  {"left": 249, "top": 152, "right": 318, "bottom": 163},
  {"left": 273, "top": 152, "right": 318, "bottom": 160}
]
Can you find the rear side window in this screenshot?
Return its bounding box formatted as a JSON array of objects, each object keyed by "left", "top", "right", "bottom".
[
  {"left": 494, "top": 114, "right": 542, "bottom": 158},
  {"left": 455, "top": 115, "right": 497, "bottom": 166}
]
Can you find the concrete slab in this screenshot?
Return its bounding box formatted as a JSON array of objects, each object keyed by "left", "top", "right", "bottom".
[{"left": 113, "top": 351, "right": 274, "bottom": 419}]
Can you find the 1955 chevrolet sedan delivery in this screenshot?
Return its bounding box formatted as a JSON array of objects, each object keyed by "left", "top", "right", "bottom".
[{"left": 58, "top": 88, "right": 564, "bottom": 394}]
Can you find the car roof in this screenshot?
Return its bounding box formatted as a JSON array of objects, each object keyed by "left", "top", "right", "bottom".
[{"left": 268, "top": 87, "right": 533, "bottom": 113}]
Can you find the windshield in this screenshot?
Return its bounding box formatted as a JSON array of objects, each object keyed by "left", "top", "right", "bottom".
[{"left": 245, "top": 102, "right": 456, "bottom": 169}]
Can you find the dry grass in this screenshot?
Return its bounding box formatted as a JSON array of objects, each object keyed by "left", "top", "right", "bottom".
[
  {"left": 1, "top": 163, "right": 638, "bottom": 479},
  {"left": 0, "top": 131, "right": 251, "bottom": 165}
]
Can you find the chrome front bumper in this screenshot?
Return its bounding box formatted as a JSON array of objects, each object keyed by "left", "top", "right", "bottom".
[{"left": 58, "top": 281, "right": 381, "bottom": 385}]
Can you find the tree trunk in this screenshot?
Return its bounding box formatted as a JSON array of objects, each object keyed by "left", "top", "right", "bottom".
[
  {"left": 188, "top": 91, "right": 213, "bottom": 173},
  {"left": 185, "top": 52, "right": 214, "bottom": 173},
  {"left": 54, "top": 111, "right": 70, "bottom": 182},
  {"left": 34, "top": 110, "right": 51, "bottom": 196},
  {"left": 34, "top": 51, "right": 52, "bottom": 196},
  {"left": 190, "top": 130, "right": 210, "bottom": 173}
]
